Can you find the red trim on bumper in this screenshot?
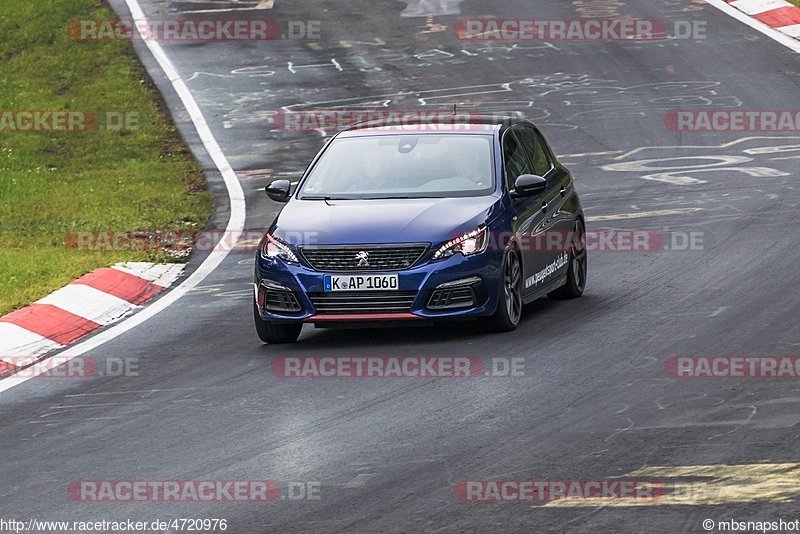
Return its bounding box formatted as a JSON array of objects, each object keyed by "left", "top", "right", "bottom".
[{"left": 306, "top": 313, "right": 421, "bottom": 322}]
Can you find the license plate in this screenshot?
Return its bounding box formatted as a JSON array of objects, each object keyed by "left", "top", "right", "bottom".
[{"left": 324, "top": 274, "right": 399, "bottom": 291}]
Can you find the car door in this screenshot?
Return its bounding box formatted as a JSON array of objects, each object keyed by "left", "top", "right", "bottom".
[
  {"left": 502, "top": 127, "right": 557, "bottom": 293},
  {"left": 516, "top": 125, "right": 574, "bottom": 283}
]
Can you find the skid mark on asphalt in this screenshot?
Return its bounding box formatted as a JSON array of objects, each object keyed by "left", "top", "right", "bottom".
[
  {"left": 342, "top": 474, "right": 377, "bottom": 488},
  {"left": 64, "top": 387, "right": 206, "bottom": 397},
  {"left": 633, "top": 405, "right": 758, "bottom": 434},
  {"left": 201, "top": 75, "right": 734, "bottom": 135},
  {"left": 603, "top": 139, "right": 800, "bottom": 185},
  {"left": 610, "top": 137, "right": 800, "bottom": 160},
  {"left": 542, "top": 463, "right": 800, "bottom": 507},
  {"left": 173, "top": 0, "right": 274, "bottom": 14},
  {"left": 46, "top": 402, "right": 146, "bottom": 409},
  {"left": 561, "top": 150, "right": 623, "bottom": 159},
  {"left": 586, "top": 208, "right": 703, "bottom": 221},
  {"left": 655, "top": 392, "right": 722, "bottom": 411},
  {"left": 169, "top": 381, "right": 453, "bottom": 480},
  {"left": 187, "top": 284, "right": 252, "bottom": 299},
  {"left": 609, "top": 388, "right": 800, "bottom": 450},
  {"left": 397, "top": 0, "right": 463, "bottom": 17},
  {"left": 647, "top": 306, "right": 728, "bottom": 318},
  {"left": 559, "top": 136, "right": 800, "bottom": 187},
  {"left": 28, "top": 417, "right": 125, "bottom": 423}
]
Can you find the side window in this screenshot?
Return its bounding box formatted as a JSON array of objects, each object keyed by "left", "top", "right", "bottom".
[
  {"left": 502, "top": 130, "right": 533, "bottom": 191},
  {"left": 516, "top": 127, "right": 552, "bottom": 177}
]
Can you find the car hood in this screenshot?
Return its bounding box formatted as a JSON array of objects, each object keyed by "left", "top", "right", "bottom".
[{"left": 272, "top": 196, "right": 502, "bottom": 246}]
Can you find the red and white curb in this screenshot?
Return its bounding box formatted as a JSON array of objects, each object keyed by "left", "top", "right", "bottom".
[
  {"left": 0, "top": 262, "right": 183, "bottom": 377},
  {"left": 0, "top": 0, "right": 245, "bottom": 394},
  {"left": 725, "top": 0, "right": 800, "bottom": 38}
]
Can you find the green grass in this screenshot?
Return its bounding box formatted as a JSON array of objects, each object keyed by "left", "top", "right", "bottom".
[{"left": 0, "top": 0, "right": 212, "bottom": 315}]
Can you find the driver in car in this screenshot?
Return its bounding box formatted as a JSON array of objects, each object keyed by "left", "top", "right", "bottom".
[
  {"left": 452, "top": 150, "right": 488, "bottom": 188},
  {"left": 351, "top": 151, "right": 390, "bottom": 192}
]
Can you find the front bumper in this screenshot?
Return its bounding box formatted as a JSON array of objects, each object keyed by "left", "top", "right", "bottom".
[{"left": 254, "top": 249, "right": 503, "bottom": 323}]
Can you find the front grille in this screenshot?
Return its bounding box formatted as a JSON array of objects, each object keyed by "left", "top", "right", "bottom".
[
  {"left": 308, "top": 291, "right": 417, "bottom": 315},
  {"left": 300, "top": 246, "right": 427, "bottom": 272}
]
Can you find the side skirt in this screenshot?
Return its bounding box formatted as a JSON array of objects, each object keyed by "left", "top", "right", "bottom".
[{"left": 522, "top": 273, "right": 567, "bottom": 305}]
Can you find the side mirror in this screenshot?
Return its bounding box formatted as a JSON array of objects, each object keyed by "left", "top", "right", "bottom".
[
  {"left": 512, "top": 174, "right": 547, "bottom": 197},
  {"left": 265, "top": 179, "right": 291, "bottom": 203}
]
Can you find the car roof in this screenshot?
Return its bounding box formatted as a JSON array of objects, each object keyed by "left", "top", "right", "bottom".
[{"left": 335, "top": 113, "right": 528, "bottom": 137}]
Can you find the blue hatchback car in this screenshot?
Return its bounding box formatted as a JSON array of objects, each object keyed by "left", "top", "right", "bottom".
[{"left": 254, "top": 115, "right": 586, "bottom": 343}]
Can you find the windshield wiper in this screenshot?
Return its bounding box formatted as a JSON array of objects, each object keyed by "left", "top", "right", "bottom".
[
  {"left": 362, "top": 196, "right": 436, "bottom": 200},
  {"left": 302, "top": 195, "right": 435, "bottom": 200}
]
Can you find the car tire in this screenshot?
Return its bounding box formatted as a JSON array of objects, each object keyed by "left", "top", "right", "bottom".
[
  {"left": 253, "top": 301, "right": 302, "bottom": 344},
  {"left": 548, "top": 218, "right": 587, "bottom": 300},
  {"left": 485, "top": 250, "right": 523, "bottom": 333}
]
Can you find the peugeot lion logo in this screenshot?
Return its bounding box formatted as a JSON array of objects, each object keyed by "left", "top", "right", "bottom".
[{"left": 355, "top": 251, "right": 370, "bottom": 267}]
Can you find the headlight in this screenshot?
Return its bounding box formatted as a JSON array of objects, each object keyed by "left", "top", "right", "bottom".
[
  {"left": 433, "top": 227, "right": 489, "bottom": 260},
  {"left": 260, "top": 234, "right": 299, "bottom": 264}
]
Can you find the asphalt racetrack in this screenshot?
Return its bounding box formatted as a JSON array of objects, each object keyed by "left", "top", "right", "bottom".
[{"left": 2, "top": 0, "right": 800, "bottom": 531}]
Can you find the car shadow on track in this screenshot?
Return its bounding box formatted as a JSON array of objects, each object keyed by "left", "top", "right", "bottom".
[{"left": 264, "top": 296, "right": 581, "bottom": 350}]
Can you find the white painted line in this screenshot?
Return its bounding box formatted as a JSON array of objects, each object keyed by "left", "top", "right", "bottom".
[
  {"left": 0, "top": 0, "right": 246, "bottom": 393},
  {"left": 778, "top": 23, "right": 800, "bottom": 37},
  {"left": 706, "top": 0, "right": 800, "bottom": 54},
  {"left": 0, "top": 324, "right": 63, "bottom": 359},
  {"left": 730, "top": 0, "right": 792, "bottom": 15},
  {"left": 37, "top": 285, "right": 136, "bottom": 326},
  {"left": 112, "top": 262, "right": 185, "bottom": 288}
]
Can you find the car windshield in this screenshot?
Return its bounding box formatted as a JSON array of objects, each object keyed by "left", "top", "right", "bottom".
[{"left": 298, "top": 134, "right": 494, "bottom": 199}]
